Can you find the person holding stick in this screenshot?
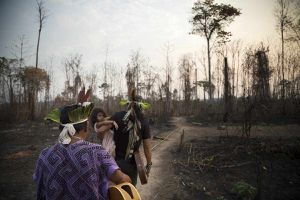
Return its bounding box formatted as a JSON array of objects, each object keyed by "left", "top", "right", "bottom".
[{"left": 97, "top": 91, "right": 152, "bottom": 186}]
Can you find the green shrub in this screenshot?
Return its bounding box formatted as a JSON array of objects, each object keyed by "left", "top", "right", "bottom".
[{"left": 231, "top": 181, "right": 257, "bottom": 200}]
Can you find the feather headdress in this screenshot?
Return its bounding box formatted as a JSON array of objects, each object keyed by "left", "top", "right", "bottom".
[
  {"left": 44, "top": 87, "right": 94, "bottom": 144},
  {"left": 45, "top": 87, "right": 94, "bottom": 125}
]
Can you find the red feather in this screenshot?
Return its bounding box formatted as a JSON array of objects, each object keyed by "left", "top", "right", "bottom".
[
  {"left": 77, "top": 87, "right": 92, "bottom": 104},
  {"left": 77, "top": 87, "right": 85, "bottom": 104},
  {"left": 83, "top": 88, "right": 91, "bottom": 102}
]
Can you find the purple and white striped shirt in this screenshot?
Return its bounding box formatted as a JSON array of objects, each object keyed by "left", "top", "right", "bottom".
[{"left": 33, "top": 140, "right": 119, "bottom": 200}]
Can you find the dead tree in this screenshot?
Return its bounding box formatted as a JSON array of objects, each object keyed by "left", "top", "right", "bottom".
[
  {"left": 253, "top": 49, "right": 271, "bottom": 103},
  {"left": 241, "top": 96, "right": 255, "bottom": 138},
  {"left": 125, "top": 64, "right": 135, "bottom": 98},
  {"left": 35, "top": 0, "right": 47, "bottom": 69},
  {"left": 162, "top": 43, "right": 173, "bottom": 116},
  {"left": 143, "top": 67, "right": 158, "bottom": 99},
  {"left": 179, "top": 55, "right": 193, "bottom": 108},
  {"left": 275, "top": 0, "right": 291, "bottom": 99},
  {"left": 129, "top": 51, "right": 145, "bottom": 96},
  {"left": 223, "top": 57, "right": 232, "bottom": 122},
  {"left": 0, "top": 58, "right": 19, "bottom": 107},
  {"left": 9, "top": 34, "right": 30, "bottom": 68},
  {"left": 62, "top": 54, "right": 83, "bottom": 101}
]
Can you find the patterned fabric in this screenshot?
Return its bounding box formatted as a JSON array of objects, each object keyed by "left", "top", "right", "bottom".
[{"left": 33, "top": 140, "right": 119, "bottom": 200}]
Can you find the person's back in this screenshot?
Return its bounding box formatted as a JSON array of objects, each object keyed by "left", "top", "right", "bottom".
[
  {"left": 111, "top": 108, "right": 152, "bottom": 186},
  {"left": 34, "top": 88, "right": 131, "bottom": 200},
  {"left": 34, "top": 140, "right": 118, "bottom": 200},
  {"left": 112, "top": 110, "right": 150, "bottom": 159}
]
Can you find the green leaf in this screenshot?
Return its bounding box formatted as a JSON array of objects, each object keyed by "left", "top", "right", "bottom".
[
  {"left": 44, "top": 108, "right": 61, "bottom": 123},
  {"left": 140, "top": 102, "right": 151, "bottom": 110},
  {"left": 68, "top": 103, "right": 94, "bottom": 123},
  {"left": 119, "top": 99, "right": 129, "bottom": 107}
]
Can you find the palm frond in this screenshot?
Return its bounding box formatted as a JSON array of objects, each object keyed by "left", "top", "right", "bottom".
[
  {"left": 140, "top": 102, "right": 151, "bottom": 110},
  {"left": 119, "top": 99, "right": 129, "bottom": 107},
  {"left": 44, "top": 108, "right": 61, "bottom": 123},
  {"left": 68, "top": 103, "right": 93, "bottom": 123}
]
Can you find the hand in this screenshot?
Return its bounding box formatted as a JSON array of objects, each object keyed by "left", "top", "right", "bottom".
[
  {"left": 145, "top": 162, "right": 152, "bottom": 176},
  {"left": 94, "top": 122, "right": 101, "bottom": 132},
  {"left": 113, "top": 121, "right": 118, "bottom": 130}
]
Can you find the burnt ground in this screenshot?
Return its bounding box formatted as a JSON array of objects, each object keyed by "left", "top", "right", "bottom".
[
  {"left": 0, "top": 121, "right": 58, "bottom": 200},
  {"left": 0, "top": 120, "right": 174, "bottom": 200},
  {"left": 172, "top": 136, "right": 300, "bottom": 200},
  {"left": 0, "top": 118, "right": 299, "bottom": 200},
  {"left": 137, "top": 118, "right": 300, "bottom": 200}
]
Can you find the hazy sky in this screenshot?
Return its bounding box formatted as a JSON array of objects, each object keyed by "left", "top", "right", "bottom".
[{"left": 0, "top": 0, "right": 278, "bottom": 95}]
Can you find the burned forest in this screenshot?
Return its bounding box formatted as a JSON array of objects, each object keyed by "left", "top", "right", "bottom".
[{"left": 0, "top": 0, "right": 299, "bottom": 200}]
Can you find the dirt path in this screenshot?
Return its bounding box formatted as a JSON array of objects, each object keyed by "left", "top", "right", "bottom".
[
  {"left": 136, "top": 117, "right": 218, "bottom": 199},
  {"left": 137, "top": 117, "right": 187, "bottom": 200},
  {"left": 136, "top": 118, "right": 300, "bottom": 200}
]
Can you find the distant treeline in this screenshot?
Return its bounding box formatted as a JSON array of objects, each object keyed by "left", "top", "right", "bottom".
[{"left": 1, "top": 0, "right": 299, "bottom": 125}]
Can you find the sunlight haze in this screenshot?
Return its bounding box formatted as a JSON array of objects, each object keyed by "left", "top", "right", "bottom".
[{"left": 0, "top": 0, "right": 277, "bottom": 97}]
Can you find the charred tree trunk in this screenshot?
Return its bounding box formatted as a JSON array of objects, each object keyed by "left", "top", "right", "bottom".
[
  {"left": 36, "top": 27, "right": 41, "bottom": 69},
  {"left": 28, "top": 85, "right": 36, "bottom": 120},
  {"left": 255, "top": 51, "right": 271, "bottom": 103},
  {"left": 9, "top": 75, "right": 14, "bottom": 107},
  {"left": 223, "top": 57, "right": 231, "bottom": 122},
  {"left": 281, "top": 20, "right": 285, "bottom": 99},
  {"left": 207, "top": 38, "right": 212, "bottom": 100}
]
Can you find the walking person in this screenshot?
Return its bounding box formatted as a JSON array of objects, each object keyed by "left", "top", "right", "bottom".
[
  {"left": 33, "top": 89, "right": 131, "bottom": 200},
  {"left": 97, "top": 95, "right": 152, "bottom": 186}
]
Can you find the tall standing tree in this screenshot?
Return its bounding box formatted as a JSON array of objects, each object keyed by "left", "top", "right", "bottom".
[
  {"left": 223, "top": 57, "right": 231, "bottom": 122},
  {"left": 162, "top": 43, "right": 173, "bottom": 115},
  {"left": 179, "top": 55, "right": 193, "bottom": 104},
  {"left": 35, "top": 0, "right": 47, "bottom": 69},
  {"left": 63, "top": 54, "right": 83, "bottom": 100},
  {"left": 253, "top": 48, "right": 272, "bottom": 102},
  {"left": 127, "top": 50, "right": 145, "bottom": 96},
  {"left": 125, "top": 63, "right": 135, "bottom": 98},
  {"left": 285, "top": 0, "right": 300, "bottom": 48},
  {"left": 275, "top": 0, "right": 292, "bottom": 99},
  {"left": 190, "top": 0, "right": 241, "bottom": 99},
  {"left": 10, "top": 34, "right": 30, "bottom": 68}
]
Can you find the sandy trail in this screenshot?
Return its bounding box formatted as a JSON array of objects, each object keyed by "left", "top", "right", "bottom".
[{"left": 137, "top": 117, "right": 185, "bottom": 200}]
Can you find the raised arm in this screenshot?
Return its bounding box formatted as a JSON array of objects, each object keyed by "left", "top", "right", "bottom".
[
  {"left": 95, "top": 120, "right": 116, "bottom": 127},
  {"left": 95, "top": 123, "right": 113, "bottom": 140}
]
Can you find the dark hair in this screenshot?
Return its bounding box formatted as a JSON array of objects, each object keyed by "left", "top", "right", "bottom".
[
  {"left": 90, "top": 108, "right": 107, "bottom": 127},
  {"left": 59, "top": 121, "right": 87, "bottom": 133},
  {"left": 60, "top": 104, "right": 79, "bottom": 124},
  {"left": 58, "top": 104, "right": 88, "bottom": 133}
]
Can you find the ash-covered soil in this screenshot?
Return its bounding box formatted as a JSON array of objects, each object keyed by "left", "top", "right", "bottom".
[{"left": 172, "top": 136, "right": 300, "bottom": 200}]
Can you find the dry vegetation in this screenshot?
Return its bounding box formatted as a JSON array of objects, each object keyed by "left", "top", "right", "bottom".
[
  {"left": 173, "top": 135, "right": 300, "bottom": 200},
  {"left": 0, "top": 0, "right": 300, "bottom": 199}
]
